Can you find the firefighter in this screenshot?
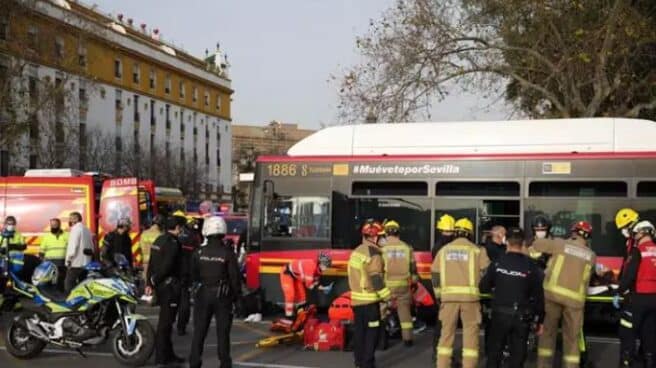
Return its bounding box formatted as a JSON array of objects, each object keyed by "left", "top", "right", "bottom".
[
  {"left": 615, "top": 220, "right": 656, "bottom": 368},
  {"left": 348, "top": 221, "right": 391, "bottom": 368},
  {"left": 433, "top": 214, "right": 455, "bottom": 259},
  {"left": 480, "top": 227, "right": 545, "bottom": 368},
  {"left": 381, "top": 220, "right": 417, "bottom": 347},
  {"left": 530, "top": 221, "right": 596, "bottom": 368},
  {"left": 140, "top": 214, "right": 165, "bottom": 292},
  {"left": 173, "top": 210, "right": 200, "bottom": 336},
  {"left": 432, "top": 217, "right": 490, "bottom": 368},
  {"left": 280, "top": 251, "right": 333, "bottom": 318},
  {"left": 188, "top": 216, "right": 241, "bottom": 368},
  {"left": 100, "top": 217, "right": 133, "bottom": 269},
  {"left": 531, "top": 215, "right": 552, "bottom": 240},
  {"left": 39, "top": 218, "right": 69, "bottom": 291}
]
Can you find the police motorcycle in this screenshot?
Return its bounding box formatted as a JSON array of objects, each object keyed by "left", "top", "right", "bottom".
[{"left": 1, "top": 247, "right": 155, "bottom": 367}]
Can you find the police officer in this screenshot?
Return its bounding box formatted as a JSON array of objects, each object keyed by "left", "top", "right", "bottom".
[
  {"left": 381, "top": 220, "right": 417, "bottom": 347},
  {"left": 146, "top": 216, "right": 184, "bottom": 366},
  {"left": 174, "top": 211, "right": 200, "bottom": 336},
  {"left": 348, "top": 221, "right": 391, "bottom": 368},
  {"left": 615, "top": 220, "right": 656, "bottom": 368},
  {"left": 100, "top": 217, "right": 133, "bottom": 269},
  {"left": 480, "top": 227, "right": 545, "bottom": 368},
  {"left": 432, "top": 218, "right": 490, "bottom": 368},
  {"left": 529, "top": 221, "right": 596, "bottom": 368},
  {"left": 189, "top": 216, "right": 241, "bottom": 368},
  {"left": 39, "top": 218, "right": 69, "bottom": 291}
]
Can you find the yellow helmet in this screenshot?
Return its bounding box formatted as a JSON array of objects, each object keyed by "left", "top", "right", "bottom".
[
  {"left": 615, "top": 208, "right": 639, "bottom": 229},
  {"left": 172, "top": 210, "right": 186, "bottom": 217},
  {"left": 383, "top": 220, "right": 400, "bottom": 235},
  {"left": 383, "top": 220, "right": 400, "bottom": 231},
  {"left": 436, "top": 214, "right": 455, "bottom": 231},
  {"left": 454, "top": 218, "right": 474, "bottom": 234}
]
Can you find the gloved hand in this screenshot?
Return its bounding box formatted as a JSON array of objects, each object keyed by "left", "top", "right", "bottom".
[
  {"left": 317, "top": 282, "right": 334, "bottom": 295},
  {"left": 612, "top": 294, "right": 622, "bottom": 309}
]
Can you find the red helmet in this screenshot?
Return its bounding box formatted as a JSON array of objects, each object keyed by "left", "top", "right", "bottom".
[
  {"left": 361, "top": 221, "right": 384, "bottom": 238},
  {"left": 571, "top": 221, "right": 593, "bottom": 239}
]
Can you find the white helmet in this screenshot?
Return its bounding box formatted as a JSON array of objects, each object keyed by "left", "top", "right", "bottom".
[
  {"left": 202, "top": 216, "right": 227, "bottom": 237},
  {"left": 633, "top": 220, "right": 655, "bottom": 236}
]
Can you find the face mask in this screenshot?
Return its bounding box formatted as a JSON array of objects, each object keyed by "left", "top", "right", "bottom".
[
  {"left": 501, "top": 236, "right": 507, "bottom": 245},
  {"left": 535, "top": 230, "right": 547, "bottom": 239},
  {"left": 5, "top": 225, "right": 15, "bottom": 232},
  {"left": 622, "top": 228, "right": 631, "bottom": 239}
]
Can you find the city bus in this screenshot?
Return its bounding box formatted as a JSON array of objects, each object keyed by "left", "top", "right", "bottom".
[{"left": 245, "top": 118, "right": 656, "bottom": 315}]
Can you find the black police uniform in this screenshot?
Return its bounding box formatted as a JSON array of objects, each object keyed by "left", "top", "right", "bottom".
[
  {"left": 189, "top": 235, "right": 241, "bottom": 368},
  {"left": 480, "top": 251, "right": 545, "bottom": 368},
  {"left": 100, "top": 230, "right": 133, "bottom": 268},
  {"left": 176, "top": 225, "right": 200, "bottom": 335},
  {"left": 146, "top": 231, "right": 183, "bottom": 365},
  {"left": 484, "top": 238, "right": 506, "bottom": 263}
]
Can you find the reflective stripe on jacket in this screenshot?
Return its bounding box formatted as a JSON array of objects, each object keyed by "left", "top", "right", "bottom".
[
  {"left": 530, "top": 235, "right": 595, "bottom": 308},
  {"left": 382, "top": 239, "right": 414, "bottom": 288},
  {"left": 40, "top": 232, "right": 69, "bottom": 260},
  {"left": 348, "top": 242, "right": 391, "bottom": 306},
  {"left": 431, "top": 237, "right": 490, "bottom": 302}
]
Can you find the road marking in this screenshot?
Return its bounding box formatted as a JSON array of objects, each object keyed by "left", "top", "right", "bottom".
[{"left": 235, "top": 363, "right": 318, "bottom": 368}]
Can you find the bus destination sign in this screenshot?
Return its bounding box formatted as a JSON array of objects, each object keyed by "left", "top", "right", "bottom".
[{"left": 265, "top": 163, "right": 333, "bottom": 177}]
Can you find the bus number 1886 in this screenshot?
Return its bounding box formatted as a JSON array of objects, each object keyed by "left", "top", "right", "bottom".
[{"left": 267, "top": 164, "right": 308, "bottom": 177}]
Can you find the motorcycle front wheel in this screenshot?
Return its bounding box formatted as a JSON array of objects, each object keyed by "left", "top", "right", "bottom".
[
  {"left": 5, "top": 315, "right": 47, "bottom": 359},
  {"left": 111, "top": 320, "right": 155, "bottom": 367}
]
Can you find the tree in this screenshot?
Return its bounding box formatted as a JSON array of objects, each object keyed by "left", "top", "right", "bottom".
[{"left": 336, "top": 0, "right": 656, "bottom": 123}]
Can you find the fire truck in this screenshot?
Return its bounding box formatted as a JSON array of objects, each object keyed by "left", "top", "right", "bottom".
[{"left": 0, "top": 169, "right": 156, "bottom": 266}]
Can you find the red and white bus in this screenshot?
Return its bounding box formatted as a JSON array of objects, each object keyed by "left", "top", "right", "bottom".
[{"left": 244, "top": 118, "right": 656, "bottom": 312}]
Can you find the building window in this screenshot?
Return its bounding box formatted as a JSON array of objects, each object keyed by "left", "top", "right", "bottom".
[
  {"left": 133, "top": 95, "right": 140, "bottom": 122},
  {"left": 192, "top": 86, "right": 198, "bottom": 103},
  {"left": 55, "top": 122, "right": 64, "bottom": 144},
  {"left": 165, "top": 104, "right": 170, "bottom": 127},
  {"left": 149, "top": 68, "right": 155, "bottom": 89},
  {"left": 204, "top": 91, "right": 209, "bottom": 107},
  {"left": 28, "top": 76, "right": 38, "bottom": 104},
  {"left": 78, "top": 43, "right": 87, "bottom": 68},
  {"left": 0, "top": 150, "right": 9, "bottom": 176},
  {"left": 115, "top": 136, "right": 123, "bottom": 152},
  {"left": 132, "top": 63, "right": 140, "bottom": 84},
  {"left": 114, "top": 59, "right": 122, "bottom": 79},
  {"left": 165, "top": 74, "right": 171, "bottom": 94},
  {"left": 54, "top": 37, "right": 64, "bottom": 60},
  {"left": 216, "top": 149, "right": 220, "bottom": 166},
  {"left": 29, "top": 117, "right": 39, "bottom": 141},
  {"left": 79, "top": 123, "right": 87, "bottom": 148},
  {"left": 0, "top": 15, "right": 8, "bottom": 41},
  {"left": 29, "top": 155, "right": 37, "bottom": 169},
  {"left": 179, "top": 80, "right": 185, "bottom": 98},
  {"left": 216, "top": 95, "right": 222, "bottom": 111},
  {"left": 27, "top": 25, "right": 38, "bottom": 51},
  {"left": 79, "top": 88, "right": 87, "bottom": 106}
]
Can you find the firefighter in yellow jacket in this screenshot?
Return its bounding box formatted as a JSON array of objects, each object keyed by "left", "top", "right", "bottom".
[
  {"left": 348, "top": 221, "right": 391, "bottom": 368},
  {"left": 381, "top": 220, "right": 417, "bottom": 347},
  {"left": 432, "top": 218, "right": 490, "bottom": 368},
  {"left": 529, "top": 221, "right": 596, "bottom": 368}
]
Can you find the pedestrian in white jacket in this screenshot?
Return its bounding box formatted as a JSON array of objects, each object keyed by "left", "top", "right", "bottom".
[{"left": 65, "top": 211, "right": 93, "bottom": 293}]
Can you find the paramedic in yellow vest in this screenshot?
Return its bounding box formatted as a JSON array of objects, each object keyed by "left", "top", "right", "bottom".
[
  {"left": 39, "top": 218, "right": 69, "bottom": 291},
  {"left": 432, "top": 218, "right": 490, "bottom": 368},
  {"left": 348, "top": 221, "right": 391, "bottom": 368},
  {"left": 1, "top": 216, "right": 26, "bottom": 272},
  {"left": 529, "top": 221, "right": 596, "bottom": 368},
  {"left": 382, "top": 220, "right": 417, "bottom": 347}
]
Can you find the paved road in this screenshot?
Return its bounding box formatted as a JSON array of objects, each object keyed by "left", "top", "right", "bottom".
[{"left": 0, "top": 306, "right": 622, "bottom": 368}]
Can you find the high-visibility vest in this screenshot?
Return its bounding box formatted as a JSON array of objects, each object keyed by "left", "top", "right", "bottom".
[
  {"left": 382, "top": 240, "right": 413, "bottom": 288},
  {"left": 432, "top": 238, "right": 490, "bottom": 302},
  {"left": 140, "top": 227, "right": 162, "bottom": 264},
  {"left": 636, "top": 240, "right": 656, "bottom": 294},
  {"left": 287, "top": 259, "right": 319, "bottom": 289},
  {"left": 348, "top": 242, "right": 391, "bottom": 306},
  {"left": 536, "top": 236, "right": 595, "bottom": 308},
  {"left": 40, "top": 232, "right": 69, "bottom": 260},
  {"left": 1, "top": 231, "right": 25, "bottom": 271}
]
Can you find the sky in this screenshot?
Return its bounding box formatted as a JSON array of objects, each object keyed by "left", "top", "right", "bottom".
[{"left": 93, "top": 0, "right": 509, "bottom": 129}]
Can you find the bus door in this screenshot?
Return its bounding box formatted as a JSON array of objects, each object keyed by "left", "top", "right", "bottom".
[{"left": 434, "top": 181, "right": 522, "bottom": 244}]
